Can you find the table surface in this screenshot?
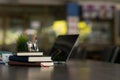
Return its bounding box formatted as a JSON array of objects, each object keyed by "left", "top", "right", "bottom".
[{"left": 0, "top": 60, "right": 120, "bottom": 80}]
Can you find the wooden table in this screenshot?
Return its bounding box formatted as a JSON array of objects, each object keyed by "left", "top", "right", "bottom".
[{"left": 0, "top": 60, "right": 120, "bottom": 80}]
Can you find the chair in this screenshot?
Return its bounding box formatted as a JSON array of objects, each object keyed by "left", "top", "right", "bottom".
[
  {"left": 100, "top": 46, "right": 117, "bottom": 62},
  {"left": 73, "top": 46, "right": 88, "bottom": 60},
  {"left": 71, "top": 46, "right": 87, "bottom": 60},
  {"left": 111, "top": 47, "right": 120, "bottom": 63}
]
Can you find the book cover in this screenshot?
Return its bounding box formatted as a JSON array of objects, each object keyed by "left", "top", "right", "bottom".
[
  {"left": 9, "top": 55, "right": 52, "bottom": 62},
  {"left": 16, "top": 52, "right": 43, "bottom": 56}
]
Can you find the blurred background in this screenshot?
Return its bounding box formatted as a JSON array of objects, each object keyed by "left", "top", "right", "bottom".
[{"left": 0, "top": 0, "right": 119, "bottom": 59}]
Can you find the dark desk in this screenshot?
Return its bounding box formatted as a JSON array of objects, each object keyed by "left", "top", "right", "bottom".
[{"left": 0, "top": 60, "right": 120, "bottom": 80}]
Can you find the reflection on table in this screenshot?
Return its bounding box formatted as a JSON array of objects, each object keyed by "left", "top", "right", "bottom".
[{"left": 0, "top": 60, "right": 120, "bottom": 80}]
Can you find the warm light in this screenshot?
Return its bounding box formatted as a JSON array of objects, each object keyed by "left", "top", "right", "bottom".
[
  {"left": 52, "top": 20, "right": 67, "bottom": 36},
  {"left": 78, "top": 21, "right": 87, "bottom": 29},
  {"left": 78, "top": 21, "right": 92, "bottom": 41},
  {"left": 78, "top": 21, "right": 92, "bottom": 38}
]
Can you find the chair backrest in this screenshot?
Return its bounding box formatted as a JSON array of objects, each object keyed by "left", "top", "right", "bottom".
[
  {"left": 111, "top": 47, "right": 120, "bottom": 63},
  {"left": 70, "top": 46, "right": 87, "bottom": 60},
  {"left": 101, "top": 46, "right": 117, "bottom": 62},
  {"left": 72, "top": 46, "right": 87, "bottom": 60}
]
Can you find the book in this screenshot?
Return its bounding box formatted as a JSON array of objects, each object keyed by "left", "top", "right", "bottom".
[
  {"left": 8, "top": 61, "right": 41, "bottom": 67},
  {"left": 29, "top": 56, "right": 52, "bottom": 62},
  {"left": 8, "top": 61, "right": 54, "bottom": 67},
  {"left": 9, "top": 55, "right": 52, "bottom": 62},
  {"left": 0, "top": 51, "right": 13, "bottom": 63},
  {"left": 0, "top": 59, "right": 4, "bottom": 64},
  {"left": 16, "top": 52, "right": 43, "bottom": 56}
]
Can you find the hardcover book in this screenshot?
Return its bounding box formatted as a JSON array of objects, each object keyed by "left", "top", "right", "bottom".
[
  {"left": 8, "top": 61, "right": 41, "bottom": 67},
  {"left": 16, "top": 52, "right": 43, "bottom": 56},
  {"left": 9, "top": 55, "right": 52, "bottom": 62},
  {"left": 8, "top": 61, "right": 54, "bottom": 67}
]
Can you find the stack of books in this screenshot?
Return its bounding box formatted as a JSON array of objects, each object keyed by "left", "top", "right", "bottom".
[{"left": 8, "top": 52, "right": 54, "bottom": 67}]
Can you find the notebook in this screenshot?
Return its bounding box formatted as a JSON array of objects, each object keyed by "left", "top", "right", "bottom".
[{"left": 49, "top": 34, "right": 79, "bottom": 64}]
